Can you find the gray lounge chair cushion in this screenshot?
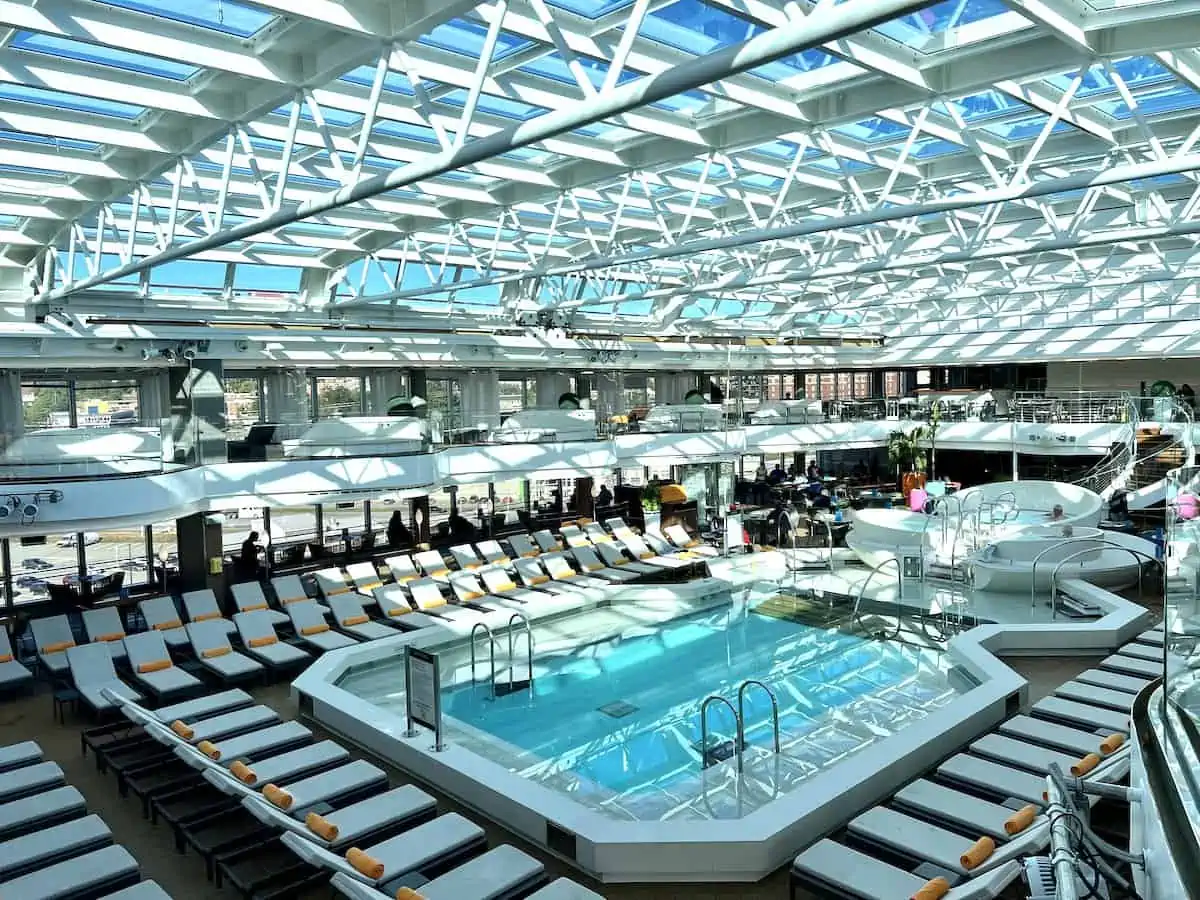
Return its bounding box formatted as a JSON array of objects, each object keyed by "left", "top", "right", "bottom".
[
  {"left": 318, "top": 785, "right": 435, "bottom": 847},
  {"left": 1054, "top": 681, "right": 1135, "bottom": 713},
  {"left": 232, "top": 583, "right": 289, "bottom": 624},
  {"left": 275, "top": 760, "right": 385, "bottom": 811},
  {"left": 848, "top": 806, "right": 972, "bottom": 874},
  {"left": 1100, "top": 653, "right": 1160, "bottom": 678},
  {"left": 340, "top": 620, "right": 398, "bottom": 641},
  {"left": 969, "top": 734, "right": 1079, "bottom": 775},
  {"left": 99, "top": 881, "right": 173, "bottom": 899},
  {"left": 1075, "top": 669, "right": 1151, "bottom": 695},
  {"left": 1117, "top": 642, "right": 1160, "bottom": 662},
  {"left": 893, "top": 780, "right": 1016, "bottom": 841},
  {"left": 997, "top": 716, "right": 1108, "bottom": 757},
  {"left": 0, "top": 761, "right": 64, "bottom": 802},
  {"left": 81, "top": 609, "right": 127, "bottom": 658},
  {"left": 0, "top": 742, "right": 41, "bottom": 772},
  {"left": 406, "top": 844, "right": 543, "bottom": 900},
  {"left": 66, "top": 644, "right": 142, "bottom": 712},
  {"left": 185, "top": 706, "right": 278, "bottom": 743},
  {"left": 132, "top": 663, "right": 202, "bottom": 696},
  {"left": 526, "top": 878, "right": 606, "bottom": 899},
  {"left": 198, "top": 648, "right": 263, "bottom": 680},
  {"left": 238, "top": 741, "right": 348, "bottom": 787},
  {"left": 207, "top": 722, "right": 310, "bottom": 764},
  {"left": 181, "top": 590, "right": 237, "bottom": 635},
  {"left": 0, "top": 814, "right": 111, "bottom": 878},
  {"left": 938, "top": 754, "right": 1046, "bottom": 804},
  {"left": 0, "top": 659, "right": 32, "bottom": 689},
  {"left": 245, "top": 639, "right": 310, "bottom": 668},
  {"left": 0, "top": 786, "right": 85, "bottom": 838},
  {"left": 0, "top": 844, "right": 138, "bottom": 900},
  {"left": 1032, "top": 697, "right": 1129, "bottom": 733},
  {"left": 358, "top": 813, "right": 484, "bottom": 882},
  {"left": 78, "top": 679, "right": 142, "bottom": 713},
  {"left": 31, "top": 617, "right": 76, "bottom": 672},
  {"left": 1135, "top": 629, "right": 1165, "bottom": 647},
  {"left": 154, "top": 688, "right": 252, "bottom": 723},
  {"left": 138, "top": 598, "right": 189, "bottom": 648}
]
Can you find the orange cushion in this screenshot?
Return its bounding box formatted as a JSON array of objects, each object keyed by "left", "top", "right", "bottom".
[
  {"left": 202, "top": 647, "right": 231, "bottom": 659},
  {"left": 1100, "top": 733, "right": 1126, "bottom": 755},
  {"left": 557, "top": 570, "right": 576, "bottom": 579},
  {"left": 387, "top": 606, "right": 411, "bottom": 617},
  {"left": 960, "top": 836, "right": 995, "bottom": 871},
  {"left": 94, "top": 632, "right": 125, "bottom": 642},
  {"left": 306, "top": 812, "right": 339, "bottom": 842},
  {"left": 422, "top": 596, "right": 446, "bottom": 609},
  {"left": 395, "top": 889, "right": 426, "bottom": 900},
  {"left": 530, "top": 575, "right": 549, "bottom": 585},
  {"left": 431, "top": 569, "right": 449, "bottom": 578},
  {"left": 230, "top": 761, "right": 256, "bottom": 784},
  {"left": 639, "top": 551, "right": 655, "bottom": 560},
  {"left": 153, "top": 619, "right": 182, "bottom": 631},
  {"left": 242, "top": 603, "right": 268, "bottom": 612},
  {"left": 193, "top": 611, "right": 222, "bottom": 623},
  {"left": 263, "top": 783, "right": 292, "bottom": 809},
  {"left": 0, "top": 654, "right": 11, "bottom": 664},
  {"left": 198, "top": 740, "right": 221, "bottom": 760},
  {"left": 583, "top": 563, "right": 602, "bottom": 572},
  {"left": 521, "top": 551, "right": 539, "bottom": 558},
  {"left": 281, "top": 596, "right": 305, "bottom": 605},
  {"left": 396, "top": 575, "right": 417, "bottom": 584},
  {"left": 359, "top": 581, "right": 382, "bottom": 592},
  {"left": 138, "top": 659, "right": 172, "bottom": 673},
  {"left": 494, "top": 557, "right": 511, "bottom": 566},
  {"left": 911, "top": 876, "right": 951, "bottom": 900},
  {"left": 1071, "top": 753, "right": 1100, "bottom": 777},
  {"left": 346, "top": 847, "right": 384, "bottom": 880},
  {"left": 495, "top": 581, "right": 518, "bottom": 593},
  {"left": 341, "top": 615, "right": 369, "bottom": 627},
  {"left": 248, "top": 636, "right": 277, "bottom": 648},
  {"left": 611, "top": 558, "right": 627, "bottom": 566},
  {"left": 460, "top": 591, "right": 483, "bottom": 601},
  {"left": 170, "top": 720, "right": 194, "bottom": 740},
  {"left": 42, "top": 640, "right": 75, "bottom": 654},
  {"left": 300, "top": 624, "right": 330, "bottom": 636}
]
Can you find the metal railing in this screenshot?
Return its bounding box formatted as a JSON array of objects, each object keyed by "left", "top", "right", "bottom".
[
  {"left": 699, "top": 694, "right": 742, "bottom": 773},
  {"left": 469, "top": 622, "right": 498, "bottom": 698},
  {"left": 506, "top": 611, "right": 534, "bottom": 694},
  {"left": 851, "top": 557, "right": 903, "bottom": 639},
  {"left": 1049, "top": 543, "right": 1158, "bottom": 619},
  {"left": 737, "top": 680, "right": 781, "bottom": 756},
  {"left": 1028, "top": 536, "right": 1135, "bottom": 609},
  {"left": 1012, "top": 391, "right": 1133, "bottom": 424}
]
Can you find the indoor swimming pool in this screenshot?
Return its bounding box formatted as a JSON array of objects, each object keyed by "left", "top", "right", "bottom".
[{"left": 335, "top": 599, "right": 971, "bottom": 822}]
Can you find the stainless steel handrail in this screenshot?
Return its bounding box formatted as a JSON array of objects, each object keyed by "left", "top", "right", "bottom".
[
  {"left": 852, "top": 557, "right": 903, "bottom": 639},
  {"left": 1028, "top": 536, "right": 1127, "bottom": 609},
  {"left": 469, "top": 622, "right": 497, "bottom": 698},
  {"left": 1049, "top": 543, "right": 1160, "bottom": 620},
  {"left": 737, "top": 680, "right": 781, "bottom": 755},
  {"left": 506, "top": 611, "right": 534, "bottom": 692},
  {"left": 699, "top": 694, "right": 742, "bottom": 774}
]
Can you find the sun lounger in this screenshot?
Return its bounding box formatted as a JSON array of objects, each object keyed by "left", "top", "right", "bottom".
[
  {"left": 282, "top": 812, "right": 486, "bottom": 890},
  {"left": 1135, "top": 628, "right": 1165, "bottom": 647},
  {"left": 314, "top": 568, "right": 354, "bottom": 599},
  {"left": 153, "top": 688, "right": 254, "bottom": 724},
  {"left": 122, "top": 632, "right": 203, "bottom": 699},
  {"left": 540, "top": 552, "right": 610, "bottom": 591},
  {"left": 286, "top": 602, "right": 358, "bottom": 652},
  {"left": 181, "top": 590, "right": 237, "bottom": 635},
  {"left": 232, "top": 611, "right": 311, "bottom": 669},
  {"left": 213, "top": 741, "right": 349, "bottom": 788},
  {"left": 968, "top": 734, "right": 1079, "bottom": 775},
  {"left": 606, "top": 520, "right": 690, "bottom": 568},
  {"left": 373, "top": 587, "right": 442, "bottom": 630},
  {"left": 168, "top": 705, "right": 279, "bottom": 746},
  {"left": 663, "top": 523, "right": 720, "bottom": 557},
  {"left": 593, "top": 540, "right": 660, "bottom": 575},
  {"left": 100, "top": 882, "right": 173, "bottom": 899},
  {"left": 892, "top": 779, "right": 1016, "bottom": 842},
  {"left": 0, "top": 844, "right": 140, "bottom": 900},
  {"left": 0, "top": 815, "right": 111, "bottom": 880},
  {"left": 475, "top": 540, "right": 510, "bottom": 566},
  {"left": 937, "top": 755, "right": 1047, "bottom": 804},
  {"left": 30, "top": 615, "right": 77, "bottom": 676},
  {"left": 1099, "top": 653, "right": 1160, "bottom": 679},
  {"left": 198, "top": 721, "right": 311, "bottom": 765},
  {"left": 413, "top": 550, "right": 452, "bottom": 580},
  {"left": 848, "top": 806, "right": 991, "bottom": 875},
  {"left": 0, "top": 786, "right": 86, "bottom": 841},
  {"left": 329, "top": 844, "right": 544, "bottom": 900},
  {"left": 512, "top": 557, "right": 578, "bottom": 595},
  {"left": 1117, "top": 642, "right": 1161, "bottom": 662},
  {"left": 271, "top": 574, "right": 327, "bottom": 613},
  {"left": 66, "top": 643, "right": 142, "bottom": 714},
  {"left": 1054, "top": 680, "right": 1135, "bottom": 713},
  {"left": 383, "top": 555, "right": 420, "bottom": 585},
  {"left": 1032, "top": 697, "right": 1129, "bottom": 733},
  {"left": 408, "top": 579, "right": 479, "bottom": 621},
  {"left": 231, "top": 582, "right": 289, "bottom": 626},
  {"left": 558, "top": 525, "right": 591, "bottom": 549},
  {"left": 997, "top": 716, "right": 1110, "bottom": 756},
  {"left": 583, "top": 522, "right": 614, "bottom": 543},
  {"left": 790, "top": 839, "right": 1020, "bottom": 900},
  {"left": 1075, "top": 668, "right": 1151, "bottom": 694},
  {"left": 80, "top": 608, "right": 129, "bottom": 661},
  {"left": 478, "top": 567, "right": 554, "bottom": 604},
  {"left": 525, "top": 878, "right": 605, "bottom": 899},
  {"left": 0, "top": 629, "right": 33, "bottom": 692},
  {"left": 447, "top": 573, "right": 521, "bottom": 611},
  {"left": 327, "top": 595, "right": 398, "bottom": 641},
  {"left": 241, "top": 783, "right": 435, "bottom": 849},
  {"left": 568, "top": 545, "right": 640, "bottom": 582},
  {"left": 186, "top": 620, "right": 265, "bottom": 683},
  {"left": 643, "top": 530, "right": 703, "bottom": 563},
  {"left": 254, "top": 759, "right": 387, "bottom": 812},
  {"left": 345, "top": 562, "right": 384, "bottom": 595},
  {"left": 0, "top": 761, "right": 65, "bottom": 803},
  {"left": 533, "top": 529, "right": 564, "bottom": 553},
  {"left": 449, "top": 545, "right": 485, "bottom": 570},
  {"left": 508, "top": 534, "right": 541, "bottom": 558},
  {"left": 138, "top": 597, "right": 190, "bottom": 649},
  {"left": 0, "top": 741, "right": 41, "bottom": 773}
]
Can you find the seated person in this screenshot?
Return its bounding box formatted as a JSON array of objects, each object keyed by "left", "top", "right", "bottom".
[
  {"left": 768, "top": 464, "right": 787, "bottom": 485},
  {"left": 806, "top": 461, "right": 821, "bottom": 481},
  {"left": 1048, "top": 504, "right": 1065, "bottom": 521}
]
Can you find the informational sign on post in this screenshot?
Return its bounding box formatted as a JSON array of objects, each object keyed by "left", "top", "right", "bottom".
[{"left": 404, "top": 646, "right": 445, "bottom": 751}]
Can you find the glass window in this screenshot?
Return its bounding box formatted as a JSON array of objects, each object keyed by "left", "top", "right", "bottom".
[
  {"left": 224, "top": 376, "right": 260, "bottom": 438},
  {"left": 498, "top": 380, "right": 524, "bottom": 415},
  {"left": 819, "top": 373, "right": 835, "bottom": 400},
  {"left": 75, "top": 379, "right": 138, "bottom": 426},
  {"left": 315, "top": 377, "right": 363, "bottom": 418},
  {"left": 6, "top": 533, "right": 78, "bottom": 607},
  {"left": 82, "top": 525, "right": 149, "bottom": 591},
  {"left": 885, "top": 371, "right": 902, "bottom": 397},
  {"left": 764, "top": 375, "right": 782, "bottom": 402},
  {"left": 853, "top": 372, "right": 872, "bottom": 399},
  {"left": 805, "top": 374, "right": 819, "bottom": 401},
  {"left": 22, "top": 382, "right": 70, "bottom": 429},
  {"left": 837, "top": 373, "right": 853, "bottom": 399}
]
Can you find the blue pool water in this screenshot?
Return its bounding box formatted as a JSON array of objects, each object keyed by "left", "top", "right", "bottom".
[{"left": 427, "top": 606, "right": 965, "bottom": 819}]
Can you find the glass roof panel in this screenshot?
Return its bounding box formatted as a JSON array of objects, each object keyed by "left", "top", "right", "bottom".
[
  {"left": 1095, "top": 81, "right": 1200, "bottom": 119},
  {"left": 858, "top": 0, "right": 1027, "bottom": 51},
  {"left": 546, "top": 0, "right": 634, "bottom": 17},
  {"left": 946, "top": 90, "right": 1025, "bottom": 123},
  {"left": 12, "top": 32, "right": 199, "bottom": 80},
  {"left": 832, "top": 117, "right": 911, "bottom": 143},
  {"left": 0, "top": 83, "right": 145, "bottom": 119},
  {"left": 979, "top": 113, "right": 1074, "bottom": 141},
  {"left": 419, "top": 20, "right": 533, "bottom": 59},
  {"left": 0, "top": 130, "right": 100, "bottom": 152},
  {"left": 436, "top": 89, "right": 550, "bottom": 121},
  {"left": 96, "top": 0, "right": 275, "bottom": 37}
]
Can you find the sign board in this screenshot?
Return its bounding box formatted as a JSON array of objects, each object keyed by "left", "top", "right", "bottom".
[
  {"left": 902, "top": 555, "right": 923, "bottom": 580},
  {"left": 725, "top": 513, "right": 744, "bottom": 555},
  {"left": 404, "top": 646, "right": 445, "bottom": 750}
]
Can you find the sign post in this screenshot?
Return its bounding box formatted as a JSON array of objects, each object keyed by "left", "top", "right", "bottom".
[{"left": 404, "top": 645, "right": 445, "bottom": 751}]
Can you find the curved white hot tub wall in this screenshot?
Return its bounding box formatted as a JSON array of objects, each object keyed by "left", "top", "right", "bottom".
[
  {"left": 956, "top": 480, "right": 1103, "bottom": 528},
  {"left": 845, "top": 508, "right": 936, "bottom": 569},
  {"left": 971, "top": 526, "right": 1147, "bottom": 593}
]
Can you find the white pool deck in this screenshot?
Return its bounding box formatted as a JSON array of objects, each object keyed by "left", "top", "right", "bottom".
[{"left": 292, "top": 549, "right": 1151, "bottom": 883}]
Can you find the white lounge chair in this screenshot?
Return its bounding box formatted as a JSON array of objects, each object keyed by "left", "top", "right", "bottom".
[
  {"left": 181, "top": 589, "right": 238, "bottom": 635},
  {"left": 152, "top": 688, "right": 255, "bottom": 725},
  {"left": 80, "top": 608, "right": 130, "bottom": 661},
  {"left": 194, "top": 740, "right": 350, "bottom": 789},
  {"left": 447, "top": 572, "right": 520, "bottom": 611},
  {"left": 373, "top": 587, "right": 442, "bottom": 630},
  {"left": 0, "top": 761, "right": 64, "bottom": 803},
  {"left": 345, "top": 562, "right": 385, "bottom": 595},
  {"left": 313, "top": 567, "right": 354, "bottom": 599},
  {"left": 507, "top": 534, "right": 541, "bottom": 558},
  {"left": 272, "top": 574, "right": 327, "bottom": 613},
  {"left": 29, "top": 615, "right": 77, "bottom": 677},
  {"left": 0, "top": 741, "right": 41, "bottom": 774},
  {"left": 449, "top": 544, "right": 485, "bottom": 570},
  {"left": 532, "top": 529, "right": 563, "bottom": 553},
  {"left": 250, "top": 759, "right": 387, "bottom": 812},
  {"left": 231, "top": 582, "right": 289, "bottom": 626},
  {"left": 407, "top": 579, "right": 479, "bottom": 621},
  {"left": 540, "top": 552, "right": 610, "bottom": 591},
  {"left": 194, "top": 721, "right": 311, "bottom": 766},
  {"left": 582, "top": 522, "right": 614, "bottom": 544},
  {"left": 137, "top": 596, "right": 190, "bottom": 649},
  {"left": 605, "top": 519, "right": 690, "bottom": 568},
  {"left": 232, "top": 611, "right": 311, "bottom": 669},
  {"left": 0, "top": 630, "right": 33, "bottom": 693},
  {"left": 328, "top": 844, "right": 548, "bottom": 900},
  {"left": 122, "top": 631, "right": 203, "bottom": 699},
  {"left": 593, "top": 540, "right": 661, "bottom": 575},
  {"left": 383, "top": 555, "right": 420, "bottom": 585},
  {"left": 475, "top": 540, "right": 510, "bottom": 566},
  {"left": 663, "top": 523, "right": 720, "bottom": 557},
  {"left": 568, "top": 545, "right": 640, "bottom": 583},
  {"left": 162, "top": 704, "right": 279, "bottom": 747},
  {"left": 1032, "top": 697, "right": 1128, "bottom": 733},
  {"left": 240, "top": 783, "right": 435, "bottom": 850},
  {"left": 478, "top": 567, "right": 554, "bottom": 604},
  {"left": 512, "top": 558, "right": 576, "bottom": 595},
  {"left": 65, "top": 643, "right": 142, "bottom": 714},
  {"left": 997, "top": 716, "right": 1112, "bottom": 757},
  {"left": 326, "top": 595, "right": 398, "bottom": 641},
  {"left": 286, "top": 602, "right": 358, "bottom": 652},
  {"left": 558, "top": 525, "right": 590, "bottom": 549},
  {"left": 413, "top": 550, "right": 452, "bottom": 580},
  {"left": 0, "top": 786, "right": 85, "bottom": 842},
  {"left": 0, "top": 844, "right": 140, "bottom": 900},
  {"left": 1054, "top": 680, "right": 1134, "bottom": 713},
  {"left": 186, "top": 620, "right": 265, "bottom": 683},
  {"left": 0, "top": 814, "right": 112, "bottom": 881}
]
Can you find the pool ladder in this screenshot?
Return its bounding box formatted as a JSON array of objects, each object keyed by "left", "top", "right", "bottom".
[
  {"left": 469, "top": 613, "right": 534, "bottom": 699},
  {"left": 698, "top": 680, "right": 781, "bottom": 774}
]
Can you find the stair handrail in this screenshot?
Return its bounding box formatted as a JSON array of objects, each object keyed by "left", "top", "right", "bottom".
[
  {"left": 851, "top": 557, "right": 903, "bottom": 639},
  {"left": 699, "top": 694, "right": 742, "bottom": 774},
  {"left": 737, "top": 680, "right": 781, "bottom": 756},
  {"left": 506, "top": 611, "right": 533, "bottom": 693},
  {"left": 1072, "top": 392, "right": 1138, "bottom": 496},
  {"left": 469, "top": 622, "right": 498, "bottom": 698},
  {"left": 1048, "top": 542, "right": 1159, "bottom": 619},
  {"left": 1029, "top": 535, "right": 1139, "bottom": 609}
]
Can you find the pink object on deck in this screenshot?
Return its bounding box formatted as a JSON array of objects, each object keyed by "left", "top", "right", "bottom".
[
  {"left": 909, "top": 488, "right": 928, "bottom": 512},
  {"left": 1177, "top": 493, "right": 1199, "bottom": 520}
]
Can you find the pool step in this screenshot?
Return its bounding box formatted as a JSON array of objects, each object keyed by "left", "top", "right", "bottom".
[{"left": 754, "top": 593, "right": 851, "bottom": 629}]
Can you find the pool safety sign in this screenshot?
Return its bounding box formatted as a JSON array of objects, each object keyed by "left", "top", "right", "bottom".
[
  {"left": 405, "top": 646, "right": 446, "bottom": 751},
  {"left": 902, "top": 556, "right": 923, "bottom": 579}
]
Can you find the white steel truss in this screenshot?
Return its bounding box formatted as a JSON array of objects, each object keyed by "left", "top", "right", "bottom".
[{"left": 2, "top": 0, "right": 1200, "bottom": 337}]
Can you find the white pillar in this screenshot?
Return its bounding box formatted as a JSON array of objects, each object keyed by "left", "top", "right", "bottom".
[
  {"left": 137, "top": 371, "right": 170, "bottom": 426},
  {"left": 596, "top": 371, "right": 625, "bottom": 420},
  {"left": 461, "top": 370, "right": 500, "bottom": 430},
  {"left": 0, "top": 371, "right": 23, "bottom": 452},
  {"left": 367, "top": 370, "right": 406, "bottom": 415},
  {"left": 262, "top": 369, "right": 310, "bottom": 423},
  {"left": 535, "top": 372, "right": 571, "bottom": 409}
]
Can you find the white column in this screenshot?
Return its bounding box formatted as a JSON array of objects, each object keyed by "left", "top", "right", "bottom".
[
  {"left": 596, "top": 371, "right": 625, "bottom": 420},
  {"left": 535, "top": 372, "right": 571, "bottom": 409},
  {"left": 367, "top": 370, "right": 406, "bottom": 415},
  {"left": 461, "top": 370, "right": 500, "bottom": 430},
  {"left": 137, "top": 371, "right": 170, "bottom": 426},
  {"left": 262, "top": 369, "right": 310, "bottom": 423},
  {"left": 0, "top": 371, "right": 23, "bottom": 452}
]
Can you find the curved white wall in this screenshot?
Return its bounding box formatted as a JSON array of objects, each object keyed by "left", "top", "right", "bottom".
[{"left": 957, "top": 480, "right": 1103, "bottom": 528}]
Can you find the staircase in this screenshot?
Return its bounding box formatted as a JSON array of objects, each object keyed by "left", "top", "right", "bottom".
[{"left": 1121, "top": 425, "right": 1191, "bottom": 509}]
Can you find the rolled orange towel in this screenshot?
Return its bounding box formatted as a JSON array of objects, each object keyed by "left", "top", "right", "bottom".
[
  {"left": 1071, "top": 753, "right": 1101, "bottom": 777},
  {"left": 305, "top": 812, "right": 339, "bottom": 842},
  {"left": 395, "top": 889, "right": 427, "bottom": 900},
  {"left": 910, "top": 876, "right": 951, "bottom": 900},
  {"left": 341, "top": 615, "right": 369, "bottom": 627},
  {"left": 230, "top": 761, "right": 256, "bottom": 785},
  {"left": 138, "top": 659, "right": 172, "bottom": 674},
  {"left": 193, "top": 612, "right": 222, "bottom": 622},
  {"left": 248, "top": 636, "right": 278, "bottom": 648},
  {"left": 1100, "top": 733, "right": 1126, "bottom": 755},
  {"left": 263, "top": 783, "right": 292, "bottom": 809},
  {"left": 346, "top": 847, "right": 384, "bottom": 880},
  {"left": 960, "top": 836, "right": 995, "bottom": 871},
  {"left": 300, "top": 624, "right": 330, "bottom": 636},
  {"left": 243, "top": 603, "right": 268, "bottom": 612},
  {"left": 1004, "top": 804, "right": 1038, "bottom": 835},
  {"left": 201, "top": 647, "right": 231, "bottom": 659},
  {"left": 198, "top": 740, "right": 221, "bottom": 760},
  {"left": 170, "top": 720, "right": 194, "bottom": 740}
]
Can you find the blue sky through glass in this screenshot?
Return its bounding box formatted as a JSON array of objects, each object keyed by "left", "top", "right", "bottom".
[{"left": 97, "top": 0, "right": 274, "bottom": 37}]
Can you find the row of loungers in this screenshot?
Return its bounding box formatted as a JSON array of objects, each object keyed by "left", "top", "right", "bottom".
[
  {"left": 789, "top": 626, "right": 1164, "bottom": 900},
  {"left": 0, "top": 740, "right": 169, "bottom": 899},
  {"left": 81, "top": 687, "right": 602, "bottom": 900}
]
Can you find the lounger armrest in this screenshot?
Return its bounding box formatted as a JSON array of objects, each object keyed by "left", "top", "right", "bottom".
[
  {"left": 945, "top": 860, "right": 1022, "bottom": 899},
  {"left": 330, "top": 873, "right": 390, "bottom": 900},
  {"left": 280, "top": 832, "right": 358, "bottom": 879}
]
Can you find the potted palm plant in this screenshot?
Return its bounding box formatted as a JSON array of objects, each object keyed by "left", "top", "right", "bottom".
[{"left": 887, "top": 427, "right": 928, "bottom": 497}]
